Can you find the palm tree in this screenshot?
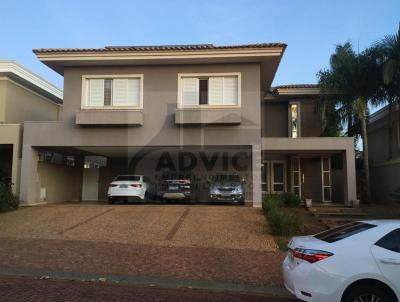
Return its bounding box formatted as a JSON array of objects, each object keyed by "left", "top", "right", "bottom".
[
  {"left": 375, "top": 24, "right": 400, "bottom": 159},
  {"left": 318, "top": 43, "right": 381, "bottom": 203}
]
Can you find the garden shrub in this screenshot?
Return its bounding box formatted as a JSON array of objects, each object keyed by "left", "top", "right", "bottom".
[
  {"left": 267, "top": 207, "right": 302, "bottom": 236},
  {"left": 262, "top": 194, "right": 283, "bottom": 214},
  {"left": 0, "top": 181, "right": 19, "bottom": 212},
  {"left": 262, "top": 193, "right": 303, "bottom": 236},
  {"left": 281, "top": 192, "right": 301, "bottom": 207}
]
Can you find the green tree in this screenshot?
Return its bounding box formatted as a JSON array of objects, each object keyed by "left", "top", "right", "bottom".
[
  {"left": 375, "top": 24, "right": 400, "bottom": 159},
  {"left": 318, "top": 43, "right": 382, "bottom": 202}
]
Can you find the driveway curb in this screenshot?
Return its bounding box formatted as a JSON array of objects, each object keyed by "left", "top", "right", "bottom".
[{"left": 0, "top": 266, "right": 291, "bottom": 298}]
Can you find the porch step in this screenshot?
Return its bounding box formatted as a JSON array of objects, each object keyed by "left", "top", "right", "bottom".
[
  {"left": 309, "top": 207, "right": 360, "bottom": 214},
  {"left": 313, "top": 211, "right": 368, "bottom": 218},
  {"left": 307, "top": 204, "right": 371, "bottom": 228},
  {"left": 319, "top": 217, "right": 362, "bottom": 228}
]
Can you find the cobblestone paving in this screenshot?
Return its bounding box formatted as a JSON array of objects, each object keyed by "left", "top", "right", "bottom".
[{"left": 0, "top": 276, "right": 298, "bottom": 302}]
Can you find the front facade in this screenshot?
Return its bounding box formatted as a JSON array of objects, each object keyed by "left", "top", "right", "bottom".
[
  {"left": 368, "top": 104, "right": 400, "bottom": 203},
  {"left": 0, "top": 61, "right": 62, "bottom": 194},
  {"left": 19, "top": 44, "right": 357, "bottom": 207}
]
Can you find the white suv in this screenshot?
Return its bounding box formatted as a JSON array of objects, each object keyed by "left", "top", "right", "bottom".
[
  {"left": 107, "top": 175, "right": 153, "bottom": 204},
  {"left": 283, "top": 220, "right": 400, "bottom": 302}
]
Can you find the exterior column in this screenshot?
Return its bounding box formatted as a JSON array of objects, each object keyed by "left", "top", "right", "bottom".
[
  {"left": 343, "top": 147, "right": 357, "bottom": 205},
  {"left": 19, "top": 145, "right": 39, "bottom": 205},
  {"left": 252, "top": 144, "right": 262, "bottom": 207}
]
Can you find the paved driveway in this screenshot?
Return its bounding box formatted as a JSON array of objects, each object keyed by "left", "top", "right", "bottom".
[
  {"left": 0, "top": 204, "right": 276, "bottom": 251},
  {"left": 0, "top": 204, "right": 286, "bottom": 292}
]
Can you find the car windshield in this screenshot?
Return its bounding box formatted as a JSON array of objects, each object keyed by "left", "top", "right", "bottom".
[
  {"left": 213, "top": 174, "right": 240, "bottom": 182},
  {"left": 114, "top": 175, "right": 141, "bottom": 181},
  {"left": 162, "top": 174, "right": 191, "bottom": 180},
  {"left": 314, "top": 222, "right": 376, "bottom": 243}
]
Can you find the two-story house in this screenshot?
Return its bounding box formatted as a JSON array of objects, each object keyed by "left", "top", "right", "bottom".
[
  {"left": 368, "top": 104, "right": 400, "bottom": 203},
  {"left": 19, "top": 43, "right": 357, "bottom": 207},
  {"left": 0, "top": 61, "right": 62, "bottom": 195}
]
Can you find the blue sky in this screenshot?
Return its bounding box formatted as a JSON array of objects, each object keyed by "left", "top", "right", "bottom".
[{"left": 0, "top": 0, "right": 399, "bottom": 89}]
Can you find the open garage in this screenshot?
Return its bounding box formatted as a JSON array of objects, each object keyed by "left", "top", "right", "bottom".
[{"left": 33, "top": 146, "right": 253, "bottom": 205}]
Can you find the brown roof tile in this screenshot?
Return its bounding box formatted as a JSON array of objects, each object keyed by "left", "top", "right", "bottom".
[{"left": 33, "top": 43, "right": 287, "bottom": 54}]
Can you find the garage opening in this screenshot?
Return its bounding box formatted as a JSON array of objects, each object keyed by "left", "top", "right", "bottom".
[
  {"left": 0, "top": 144, "right": 13, "bottom": 185},
  {"left": 36, "top": 146, "right": 253, "bottom": 205}
]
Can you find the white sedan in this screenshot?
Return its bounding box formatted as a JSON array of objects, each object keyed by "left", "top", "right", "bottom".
[
  {"left": 283, "top": 220, "right": 400, "bottom": 302},
  {"left": 107, "top": 175, "right": 153, "bottom": 204}
]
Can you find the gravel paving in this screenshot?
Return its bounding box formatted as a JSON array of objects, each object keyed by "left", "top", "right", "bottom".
[{"left": 0, "top": 204, "right": 276, "bottom": 251}]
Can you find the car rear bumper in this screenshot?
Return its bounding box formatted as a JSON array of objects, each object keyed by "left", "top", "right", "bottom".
[
  {"left": 162, "top": 192, "right": 191, "bottom": 200},
  {"left": 108, "top": 187, "right": 145, "bottom": 199},
  {"left": 282, "top": 256, "right": 344, "bottom": 302}
]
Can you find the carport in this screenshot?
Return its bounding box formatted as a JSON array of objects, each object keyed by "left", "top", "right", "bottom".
[{"left": 28, "top": 146, "right": 253, "bottom": 204}]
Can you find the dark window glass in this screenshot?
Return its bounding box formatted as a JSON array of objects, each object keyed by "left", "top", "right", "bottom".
[
  {"left": 375, "top": 229, "right": 400, "bottom": 253},
  {"left": 315, "top": 222, "right": 376, "bottom": 243},
  {"left": 213, "top": 174, "right": 240, "bottom": 182},
  {"left": 115, "top": 175, "right": 141, "bottom": 181},
  {"left": 104, "top": 79, "right": 112, "bottom": 106},
  {"left": 199, "top": 79, "right": 208, "bottom": 105}
]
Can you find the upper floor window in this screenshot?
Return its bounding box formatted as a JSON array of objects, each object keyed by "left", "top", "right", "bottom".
[
  {"left": 289, "top": 102, "right": 300, "bottom": 138},
  {"left": 178, "top": 73, "right": 241, "bottom": 108},
  {"left": 83, "top": 75, "right": 143, "bottom": 109}
]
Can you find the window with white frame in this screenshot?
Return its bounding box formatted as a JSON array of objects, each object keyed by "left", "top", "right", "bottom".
[
  {"left": 289, "top": 102, "right": 300, "bottom": 138},
  {"left": 84, "top": 76, "right": 142, "bottom": 108},
  {"left": 179, "top": 74, "right": 240, "bottom": 107}
]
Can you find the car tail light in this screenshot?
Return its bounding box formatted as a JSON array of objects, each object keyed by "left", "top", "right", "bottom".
[
  {"left": 109, "top": 184, "right": 118, "bottom": 187},
  {"left": 184, "top": 179, "right": 191, "bottom": 184},
  {"left": 293, "top": 248, "right": 333, "bottom": 263},
  {"left": 130, "top": 183, "right": 142, "bottom": 188}
]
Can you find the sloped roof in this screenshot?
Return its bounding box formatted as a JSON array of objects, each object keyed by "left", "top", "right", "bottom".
[{"left": 33, "top": 43, "right": 287, "bottom": 54}]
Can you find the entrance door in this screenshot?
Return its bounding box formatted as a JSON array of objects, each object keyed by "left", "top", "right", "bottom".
[{"left": 82, "top": 168, "right": 99, "bottom": 200}]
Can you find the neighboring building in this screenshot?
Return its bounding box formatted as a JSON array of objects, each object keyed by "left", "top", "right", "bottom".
[
  {"left": 368, "top": 104, "right": 400, "bottom": 203},
  {"left": 19, "top": 44, "right": 357, "bottom": 207},
  {"left": 0, "top": 61, "right": 62, "bottom": 195}
]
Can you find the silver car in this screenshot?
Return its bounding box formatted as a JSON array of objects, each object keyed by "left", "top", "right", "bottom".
[{"left": 208, "top": 174, "right": 245, "bottom": 205}]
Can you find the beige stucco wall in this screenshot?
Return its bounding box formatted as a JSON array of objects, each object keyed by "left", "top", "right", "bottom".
[
  {"left": 371, "top": 161, "right": 400, "bottom": 203},
  {"left": 37, "top": 161, "right": 83, "bottom": 203},
  {"left": 3, "top": 79, "right": 60, "bottom": 124},
  {"left": 368, "top": 116, "right": 400, "bottom": 164},
  {"left": 21, "top": 63, "right": 263, "bottom": 205},
  {"left": 0, "top": 80, "right": 6, "bottom": 123},
  {"left": 0, "top": 77, "right": 61, "bottom": 197}
]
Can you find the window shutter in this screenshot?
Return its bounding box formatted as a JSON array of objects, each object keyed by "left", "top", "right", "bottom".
[
  {"left": 127, "top": 79, "right": 140, "bottom": 106},
  {"left": 182, "top": 78, "right": 199, "bottom": 106},
  {"left": 208, "top": 77, "right": 223, "bottom": 105},
  {"left": 112, "top": 79, "right": 128, "bottom": 106},
  {"left": 87, "top": 79, "right": 104, "bottom": 106},
  {"left": 112, "top": 78, "right": 141, "bottom": 106},
  {"left": 223, "top": 76, "right": 238, "bottom": 105}
]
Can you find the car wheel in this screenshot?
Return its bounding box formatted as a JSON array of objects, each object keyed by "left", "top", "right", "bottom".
[
  {"left": 343, "top": 283, "right": 396, "bottom": 302},
  {"left": 239, "top": 201, "right": 245, "bottom": 206},
  {"left": 107, "top": 197, "right": 114, "bottom": 205}
]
